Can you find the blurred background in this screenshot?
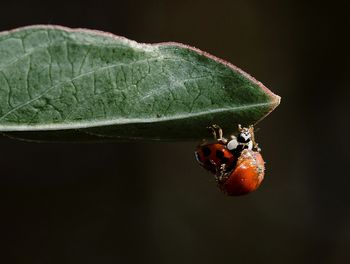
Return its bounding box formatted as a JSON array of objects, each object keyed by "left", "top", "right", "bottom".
[{"left": 0, "top": 0, "right": 349, "bottom": 263}]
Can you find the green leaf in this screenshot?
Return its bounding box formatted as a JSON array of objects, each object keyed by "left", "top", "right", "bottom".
[{"left": 0, "top": 25, "right": 280, "bottom": 141}]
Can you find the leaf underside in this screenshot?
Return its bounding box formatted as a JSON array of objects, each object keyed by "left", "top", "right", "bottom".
[{"left": 0, "top": 25, "right": 280, "bottom": 141}]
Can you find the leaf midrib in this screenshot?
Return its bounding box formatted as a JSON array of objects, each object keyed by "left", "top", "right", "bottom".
[{"left": 0, "top": 100, "right": 279, "bottom": 131}]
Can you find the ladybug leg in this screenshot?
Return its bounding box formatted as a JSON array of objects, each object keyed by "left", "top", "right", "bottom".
[
  {"left": 208, "top": 125, "right": 218, "bottom": 140},
  {"left": 208, "top": 124, "right": 227, "bottom": 143},
  {"left": 254, "top": 143, "right": 261, "bottom": 152},
  {"left": 248, "top": 125, "right": 261, "bottom": 152},
  {"left": 214, "top": 164, "right": 229, "bottom": 183},
  {"left": 216, "top": 125, "right": 226, "bottom": 143}
]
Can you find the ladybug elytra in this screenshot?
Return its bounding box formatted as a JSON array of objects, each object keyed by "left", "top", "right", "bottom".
[
  {"left": 195, "top": 143, "right": 237, "bottom": 174},
  {"left": 220, "top": 149, "right": 265, "bottom": 196}
]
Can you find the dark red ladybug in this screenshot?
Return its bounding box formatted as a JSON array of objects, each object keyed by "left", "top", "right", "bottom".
[{"left": 195, "top": 143, "right": 238, "bottom": 174}]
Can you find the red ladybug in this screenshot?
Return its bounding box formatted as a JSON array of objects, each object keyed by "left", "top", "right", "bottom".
[
  {"left": 219, "top": 149, "right": 265, "bottom": 196},
  {"left": 195, "top": 143, "right": 238, "bottom": 174}
]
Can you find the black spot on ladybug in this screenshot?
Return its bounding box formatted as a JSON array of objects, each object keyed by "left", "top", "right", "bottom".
[
  {"left": 203, "top": 147, "right": 211, "bottom": 157},
  {"left": 216, "top": 150, "right": 224, "bottom": 159},
  {"left": 221, "top": 157, "right": 229, "bottom": 163}
]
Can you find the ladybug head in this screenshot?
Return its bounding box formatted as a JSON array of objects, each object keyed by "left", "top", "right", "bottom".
[{"left": 237, "top": 126, "right": 252, "bottom": 143}]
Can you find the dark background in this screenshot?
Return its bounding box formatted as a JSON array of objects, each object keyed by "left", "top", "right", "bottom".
[{"left": 1, "top": 0, "right": 349, "bottom": 263}]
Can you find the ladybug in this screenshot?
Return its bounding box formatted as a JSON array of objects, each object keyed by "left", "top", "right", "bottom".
[
  {"left": 195, "top": 124, "right": 239, "bottom": 175},
  {"left": 195, "top": 143, "right": 238, "bottom": 174},
  {"left": 195, "top": 124, "right": 265, "bottom": 196},
  {"left": 219, "top": 149, "right": 265, "bottom": 196}
]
